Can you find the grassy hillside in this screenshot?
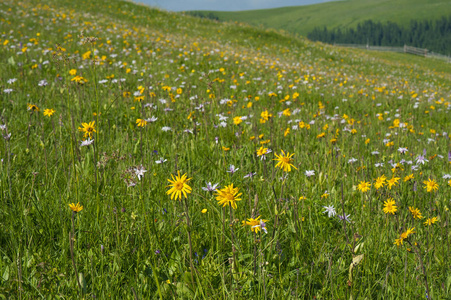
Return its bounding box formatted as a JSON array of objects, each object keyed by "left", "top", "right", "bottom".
[
  {"left": 189, "top": 0, "right": 451, "bottom": 36},
  {"left": 1, "top": 0, "right": 451, "bottom": 298}
]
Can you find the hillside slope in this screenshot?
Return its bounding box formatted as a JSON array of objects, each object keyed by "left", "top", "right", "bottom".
[
  {"left": 1, "top": 0, "right": 451, "bottom": 298},
  {"left": 189, "top": 0, "right": 451, "bottom": 36}
]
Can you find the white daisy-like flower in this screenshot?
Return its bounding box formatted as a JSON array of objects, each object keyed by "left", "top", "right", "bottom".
[
  {"left": 38, "top": 79, "right": 48, "bottom": 87},
  {"left": 80, "top": 138, "right": 94, "bottom": 147},
  {"left": 322, "top": 205, "right": 336, "bottom": 218},
  {"left": 134, "top": 165, "right": 147, "bottom": 180},
  {"left": 202, "top": 182, "right": 219, "bottom": 192},
  {"left": 155, "top": 157, "right": 167, "bottom": 164},
  {"left": 145, "top": 116, "right": 158, "bottom": 123},
  {"left": 305, "top": 170, "right": 315, "bottom": 177},
  {"left": 348, "top": 158, "right": 358, "bottom": 164}
]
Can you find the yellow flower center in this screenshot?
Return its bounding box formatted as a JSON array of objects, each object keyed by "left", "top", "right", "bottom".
[
  {"left": 281, "top": 157, "right": 290, "bottom": 163},
  {"left": 174, "top": 182, "right": 183, "bottom": 190},
  {"left": 224, "top": 193, "right": 235, "bottom": 201}
]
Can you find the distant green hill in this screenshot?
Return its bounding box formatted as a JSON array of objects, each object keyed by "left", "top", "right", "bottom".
[{"left": 188, "top": 0, "right": 451, "bottom": 37}]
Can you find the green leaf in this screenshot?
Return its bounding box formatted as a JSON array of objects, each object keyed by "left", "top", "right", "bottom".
[{"left": 2, "top": 266, "right": 9, "bottom": 281}]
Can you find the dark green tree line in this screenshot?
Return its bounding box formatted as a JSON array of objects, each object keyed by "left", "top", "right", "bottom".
[{"left": 308, "top": 16, "right": 451, "bottom": 54}]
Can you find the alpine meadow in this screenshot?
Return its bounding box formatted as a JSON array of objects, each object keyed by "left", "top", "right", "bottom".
[{"left": 1, "top": 0, "right": 451, "bottom": 299}]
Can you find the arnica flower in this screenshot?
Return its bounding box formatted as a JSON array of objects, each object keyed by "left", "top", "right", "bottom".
[
  {"left": 403, "top": 174, "right": 414, "bottom": 182},
  {"left": 423, "top": 178, "right": 438, "bottom": 192},
  {"left": 71, "top": 76, "right": 88, "bottom": 85},
  {"left": 69, "top": 202, "right": 83, "bottom": 213},
  {"left": 409, "top": 207, "right": 423, "bottom": 219},
  {"left": 257, "top": 146, "right": 268, "bottom": 158},
  {"left": 394, "top": 227, "right": 415, "bottom": 246},
  {"left": 387, "top": 176, "right": 400, "bottom": 190},
  {"left": 78, "top": 121, "right": 96, "bottom": 138},
  {"left": 400, "top": 227, "right": 415, "bottom": 240},
  {"left": 166, "top": 171, "right": 192, "bottom": 201},
  {"left": 27, "top": 103, "right": 39, "bottom": 112},
  {"left": 274, "top": 150, "right": 297, "bottom": 172},
  {"left": 43, "top": 108, "right": 55, "bottom": 117},
  {"left": 383, "top": 198, "right": 397, "bottom": 214},
  {"left": 260, "top": 110, "right": 272, "bottom": 123},
  {"left": 423, "top": 217, "right": 438, "bottom": 226},
  {"left": 374, "top": 175, "right": 386, "bottom": 190},
  {"left": 242, "top": 216, "right": 268, "bottom": 233},
  {"left": 136, "top": 118, "right": 147, "bottom": 127},
  {"left": 357, "top": 181, "right": 371, "bottom": 192},
  {"left": 233, "top": 116, "right": 243, "bottom": 125},
  {"left": 215, "top": 184, "right": 242, "bottom": 210}
]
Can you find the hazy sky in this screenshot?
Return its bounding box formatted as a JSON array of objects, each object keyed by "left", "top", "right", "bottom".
[{"left": 133, "top": 0, "right": 334, "bottom": 12}]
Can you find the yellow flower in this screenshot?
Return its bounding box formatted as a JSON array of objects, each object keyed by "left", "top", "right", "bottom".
[
  {"left": 403, "top": 174, "right": 414, "bottom": 182},
  {"left": 215, "top": 184, "right": 242, "bottom": 210},
  {"left": 383, "top": 198, "right": 397, "bottom": 214},
  {"left": 282, "top": 108, "right": 291, "bottom": 116},
  {"left": 166, "top": 171, "right": 192, "bottom": 201},
  {"left": 357, "top": 181, "right": 371, "bottom": 193},
  {"left": 71, "top": 76, "right": 88, "bottom": 84},
  {"left": 374, "top": 175, "right": 387, "bottom": 189},
  {"left": 78, "top": 121, "right": 96, "bottom": 138},
  {"left": 274, "top": 150, "right": 297, "bottom": 172},
  {"left": 448, "top": 179, "right": 451, "bottom": 187},
  {"left": 423, "top": 178, "right": 438, "bottom": 192},
  {"left": 201, "top": 209, "right": 207, "bottom": 214},
  {"left": 402, "top": 227, "right": 415, "bottom": 239},
  {"left": 243, "top": 216, "right": 268, "bottom": 233},
  {"left": 69, "top": 202, "right": 83, "bottom": 213},
  {"left": 136, "top": 119, "right": 147, "bottom": 127},
  {"left": 256, "top": 146, "right": 268, "bottom": 157},
  {"left": 233, "top": 116, "right": 243, "bottom": 125},
  {"left": 321, "top": 192, "right": 329, "bottom": 198},
  {"left": 69, "top": 69, "right": 77, "bottom": 75},
  {"left": 27, "top": 103, "right": 40, "bottom": 112},
  {"left": 393, "top": 238, "right": 403, "bottom": 246},
  {"left": 387, "top": 176, "right": 400, "bottom": 190},
  {"left": 409, "top": 207, "right": 423, "bottom": 219},
  {"left": 82, "top": 50, "right": 91, "bottom": 60},
  {"left": 43, "top": 108, "right": 55, "bottom": 117},
  {"left": 423, "top": 217, "right": 438, "bottom": 226},
  {"left": 284, "top": 128, "right": 290, "bottom": 137}
]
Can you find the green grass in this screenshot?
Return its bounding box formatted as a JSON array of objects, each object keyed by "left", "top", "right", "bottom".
[
  {"left": 190, "top": 0, "right": 451, "bottom": 36},
  {"left": 1, "top": 0, "right": 451, "bottom": 298}
]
